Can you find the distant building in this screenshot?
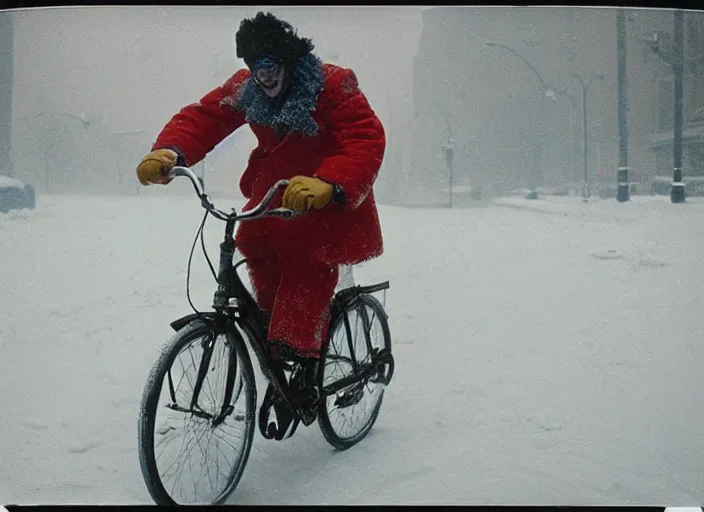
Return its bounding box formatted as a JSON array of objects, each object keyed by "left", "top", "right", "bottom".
[{"left": 409, "top": 6, "right": 704, "bottom": 204}]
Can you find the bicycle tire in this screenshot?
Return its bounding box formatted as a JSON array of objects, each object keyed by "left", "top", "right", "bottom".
[
  {"left": 138, "top": 319, "right": 257, "bottom": 505},
  {"left": 317, "top": 293, "right": 392, "bottom": 450}
]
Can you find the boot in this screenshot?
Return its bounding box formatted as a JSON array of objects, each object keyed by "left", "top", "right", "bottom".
[
  {"left": 259, "top": 357, "right": 299, "bottom": 441},
  {"left": 289, "top": 358, "right": 321, "bottom": 426},
  {"left": 265, "top": 340, "right": 321, "bottom": 424}
]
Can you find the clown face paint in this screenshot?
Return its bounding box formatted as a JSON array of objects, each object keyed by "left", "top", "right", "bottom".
[{"left": 252, "top": 61, "right": 287, "bottom": 98}]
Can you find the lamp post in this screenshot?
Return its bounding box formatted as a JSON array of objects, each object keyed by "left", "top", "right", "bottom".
[
  {"left": 439, "top": 109, "right": 454, "bottom": 208},
  {"left": 617, "top": 9, "right": 630, "bottom": 202},
  {"left": 443, "top": 138, "right": 455, "bottom": 208},
  {"left": 671, "top": 9, "right": 685, "bottom": 203},
  {"left": 486, "top": 41, "right": 555, "bottom": 200},
  {"left": 570, "top": 72, "right": 604, "bottom": 199},
  {"left": 642, "top": 10, "right": 688, "bottom": 203},
  {"left": 0, "top": 15, "right": 13, "bottom": 176}
]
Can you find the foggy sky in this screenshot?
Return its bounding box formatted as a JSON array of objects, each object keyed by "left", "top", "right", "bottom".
[{"left": 7, "top": 6, "right": 425, "bottom": 197}]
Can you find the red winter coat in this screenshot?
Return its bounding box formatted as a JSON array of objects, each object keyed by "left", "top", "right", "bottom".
[{"left": 152, "top": 64, "right": 385, "bottom": 267}]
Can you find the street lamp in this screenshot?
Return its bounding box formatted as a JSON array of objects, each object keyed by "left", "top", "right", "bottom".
[
  {"left": 672, "top": 9, "right": 685, "bottom": 204},
  {"left": 486, "top": 40, "right": 556, "bottom": 200},
  {"left": 569, "top": 72, "right": 604, "bottom": 199},
  {"left": 617, "top": 9, "right": 630, "bottom": 202},
  {"left": 486, "top": 41, "right": 549, "bottom": 91},
  {"left": 0, "top": 15, "right": 13, "bottom": 176},
  {"left": 438, "top": 108, "right": 454, "bottom": 208}
]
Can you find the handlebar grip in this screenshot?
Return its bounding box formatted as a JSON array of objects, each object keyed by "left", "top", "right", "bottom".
[{"left": 266, "top": 208, "right": 297, "bottom": 219}]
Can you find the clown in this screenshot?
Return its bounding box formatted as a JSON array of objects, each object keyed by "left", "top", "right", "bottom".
[{"left": 136, "top": 12, "right": 386, "bottom": 427}]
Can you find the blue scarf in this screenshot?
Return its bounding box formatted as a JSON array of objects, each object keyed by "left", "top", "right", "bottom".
[{"left": 234, "top": 53, "right": 324, "bottom": 136}]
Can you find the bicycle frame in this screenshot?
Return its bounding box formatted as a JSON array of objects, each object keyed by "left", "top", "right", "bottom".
[
  {"left": 163, "top": 167, "right": 299, "bottom": 412},
  {"left": 164, "top": 166, "right": 393, "bottom": 424}
]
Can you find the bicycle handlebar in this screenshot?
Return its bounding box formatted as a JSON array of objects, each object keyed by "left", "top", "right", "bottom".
[{"left": 169, "top": 166, "right": 297, "bottom": 222}]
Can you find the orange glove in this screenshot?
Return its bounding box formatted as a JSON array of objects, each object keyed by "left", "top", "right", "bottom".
[
  {"left": 282, "top": 176, "right": 333, "bottom": 213},
  {"left": 136, "top": 148, "right": 178, "bottom": 185}
]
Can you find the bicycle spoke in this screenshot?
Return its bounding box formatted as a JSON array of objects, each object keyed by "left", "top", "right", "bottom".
[
  {"left": 169, "top": 346, "right": 201, "bottom": 408},
  {"left": 164, "top": 422, "right": 197, "bottom": 494},
  {"left": 210, "top": 428, "right": 245, "bottom": 454},
  {"left": 202, "top": 338, "right": 226, "bottom": 409},
  {"left": 161, "top": 418, "right": 198, "bottom": 482},
  {"left": 342, "top": 310, "right": 358, "bottom": 373},
  {"left": 195, "top": 427, "right": 216, "bottom": 496},
  {"left": 155, "top": 426, "right": 185, "bottom": 463},
  {"left": 213, "top": 437, "right": 236, "bottom": 471},
  {"left": 212, "top": 426, "right": 247, "bottom": 447}
]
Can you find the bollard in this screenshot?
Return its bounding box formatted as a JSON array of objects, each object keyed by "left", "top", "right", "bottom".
[{"left": 617, "top": 167, "right": 632, "bottom": 202}]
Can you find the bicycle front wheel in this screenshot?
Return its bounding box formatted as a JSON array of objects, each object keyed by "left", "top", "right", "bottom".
[{"left": 138, "top": 319, "right": 256, "bottom": 505}]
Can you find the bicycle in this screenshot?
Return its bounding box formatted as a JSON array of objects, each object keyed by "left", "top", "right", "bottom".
[{"left": 137, "top": 166, "right": 395, "bottom": 505}]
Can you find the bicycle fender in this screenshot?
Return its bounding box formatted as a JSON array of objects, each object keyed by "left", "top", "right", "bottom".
[
  {"left": 332, "top": 281, "right": 390, "bottom": 311},
  {"left": 170, "top": 312, "right": 219, "bottom": 332}
]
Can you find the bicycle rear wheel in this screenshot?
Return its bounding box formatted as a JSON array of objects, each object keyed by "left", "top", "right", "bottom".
[
  {"left": 317, "top": 293, "right": 392, "bottom": 450},
  {"left": 138, "top": 319, "right": 256, "bottom": 505}
]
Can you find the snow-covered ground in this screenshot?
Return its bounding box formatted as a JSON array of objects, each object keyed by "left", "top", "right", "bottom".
[{"left": 2, "top": 190, "right": 704, "bottom": 505}]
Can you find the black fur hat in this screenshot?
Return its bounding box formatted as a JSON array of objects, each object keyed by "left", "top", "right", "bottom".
[{"left": 236, "top": 12, "right": 315, "bottom": 68}]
